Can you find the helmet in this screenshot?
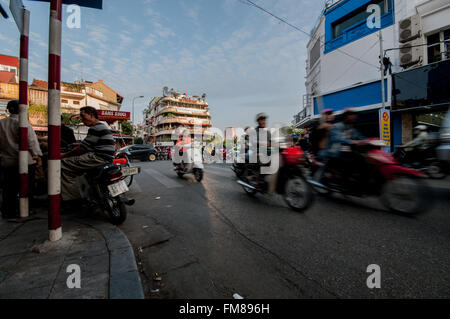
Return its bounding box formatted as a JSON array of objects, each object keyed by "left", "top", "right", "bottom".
[
  {"left": 256, "top": 113, "right": 268, "bottom": 122},
  {"left": 343, "top": 108, "right": 357, "bottom": 118},
  {"left": 321, "top": 108, "right": 333, "bottom": 115},
  {"left": 414, "top": 125, "right": 427, "bottom": 131}
]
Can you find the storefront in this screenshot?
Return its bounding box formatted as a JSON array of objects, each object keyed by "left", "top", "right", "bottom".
[{"left": 391, "top": 59, "right": 450, "bottom": 147}]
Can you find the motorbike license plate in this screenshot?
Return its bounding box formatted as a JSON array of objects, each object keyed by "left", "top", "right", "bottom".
[
  {"left": 121, "top": 166, "right": 140, "bottom": 177},
  {"left": 108, "top": 180, "right": 129, "bottom": 197}
]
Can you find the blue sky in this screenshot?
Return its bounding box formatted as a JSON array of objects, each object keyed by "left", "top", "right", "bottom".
[{"left": 1, "top": 0, "right": 324, "bottom": 130}]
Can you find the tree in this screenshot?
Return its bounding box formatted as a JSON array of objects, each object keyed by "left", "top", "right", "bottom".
[{"left": 121, "top": 121, "right": 133, "bottom": 136}]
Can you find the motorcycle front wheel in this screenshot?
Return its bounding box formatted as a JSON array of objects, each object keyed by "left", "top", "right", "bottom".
[
  {"left": 426, "top": 161, "right": 446, "bottom": 180},
  {"left": 104, "top": 196, "right": 128, "bottom": 225},
  {"left": 283, "top": 174, "right": 314, "bottom": 212},
  {"left": 194, "top": 168, "right": 203, "bottom": 182},
  {"left": 380, "top": 176, "right": 428, "bottom": 216}
]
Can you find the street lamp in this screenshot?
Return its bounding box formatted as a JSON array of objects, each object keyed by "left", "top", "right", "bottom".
[{"left": 132, "top": 95, "right": 145, "bottom": 137}]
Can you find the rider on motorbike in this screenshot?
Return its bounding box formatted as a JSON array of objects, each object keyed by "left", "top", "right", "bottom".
[
  {"left": 174, "top": 129, "right": 193, "bottom": 169},
  {"left": 325, "top": 108, "right": 366, "bottom": 184},
  {"left": 253, "top": 113, "right": 278, "bottom": 193},
  {"left": 60, "top": 106, "right": 115, "bottom": 206},
  {"left": 396, "top": 125, "right": 430, "bottom": 164}
]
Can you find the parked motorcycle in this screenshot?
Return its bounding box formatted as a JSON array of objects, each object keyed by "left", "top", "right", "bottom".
[
  {"left": 114, "top": 153, "right": 140, "bottom": 187},
  {"left": 306, "top": 139, "right": 429, "bottom": 216},
  {"left": 77, "top": 163, "right": 135, "bottom": 225},
  {"left": 235, "top": 146, "right": 314, "bottom": 212},
  {"left": 173, "top": 143, "right": 204, "bottom": 182}
]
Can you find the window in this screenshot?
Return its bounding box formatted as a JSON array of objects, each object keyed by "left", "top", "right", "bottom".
[
  {"left": 428, "top": 33, "right": 442, "bottom": 64},
  {"left": 332, "top": 0, "right": 390, "bottom": 39},
  {"left": 73, "top": 101, "right": 80, "bottom": 105},
  {"left": 445, "top": 29, "right": 450, "bottom": 60},
  {"left": 61, "top": 99, "right": 69, "bottom": 104},
  {"left": 427, "top": 29, "right": 450, "bottom": 64},
  {"left": 310, "top": 39, "right": 321, "bottom": 69}
]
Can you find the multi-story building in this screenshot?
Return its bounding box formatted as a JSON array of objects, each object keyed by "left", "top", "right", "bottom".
[
  {"left": 0, "top": 55, "right": 19, "bottom": 117},
  {"left": 28, "top": 79, "right": 125, "bottom": 132},
  {"left": 143, "top": 90, "right": 213, "bottom": 146},
  {"left": 295, "top": 0, "right": 450, "bottom": 148},
  {"left": 0, "top": 54, "right": 19, "bottom": 84},
  {"left": 0, "top": 76, "right": 127, "bottom": 133}
]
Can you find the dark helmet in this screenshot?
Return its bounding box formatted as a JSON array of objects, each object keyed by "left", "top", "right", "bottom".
[
  {"left": 343, "top": 108, "right": 357, "bottom": 118},
  {"left": 256, "top": 113, "right": 268, "bottom": 122}
]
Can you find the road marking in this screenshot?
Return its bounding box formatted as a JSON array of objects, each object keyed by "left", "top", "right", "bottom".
[{"left": 143, "top": 168, "right": 183, "bottom": 189}]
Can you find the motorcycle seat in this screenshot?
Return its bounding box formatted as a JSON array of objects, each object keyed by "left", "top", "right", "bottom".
[{"left": 85, "top": 163, "right": 117, "bottom": 179}]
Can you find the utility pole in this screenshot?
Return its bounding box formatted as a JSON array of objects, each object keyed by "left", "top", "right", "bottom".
[
  {"left": 132, "top": 95, "right": 144, "bottom": 138},
  {"left": 379, "top": 29, "right": 391, "bottom": 152},
  {"left": 380, "top": 30, "right": 385, "bottom": 110}
]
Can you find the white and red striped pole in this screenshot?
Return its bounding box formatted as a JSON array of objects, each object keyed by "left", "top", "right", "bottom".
[
  {"left": 47, "top": 0, "right": 62, "bottom": 241},
  {"left": 18, "top": 8, "right": 30, "bottom": 219}
]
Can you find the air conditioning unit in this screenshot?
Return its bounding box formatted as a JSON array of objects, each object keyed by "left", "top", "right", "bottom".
[
  {"left": 399, "top": 15, "right": 421, "bottom": 44},
  {"left": 399, "top": 39, "right": 424, "bottom": 68}
]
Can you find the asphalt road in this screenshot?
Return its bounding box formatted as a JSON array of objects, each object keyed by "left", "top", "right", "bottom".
[{"left": 119, "top": 160, "right": 450, "bottom": 299}]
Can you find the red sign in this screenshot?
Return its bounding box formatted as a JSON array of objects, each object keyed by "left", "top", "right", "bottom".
[{"left": 98, "top": 110, "right": 130, "bottom": 121}]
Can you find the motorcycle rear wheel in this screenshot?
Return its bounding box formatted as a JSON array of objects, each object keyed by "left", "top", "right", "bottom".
[
  {"left": 105, "top": 196, "right": 128, "bottom": 225},
  {"left": 283, "top": 175, "right": 314, "bottom": 212},
  {"left": 380, "top": 176, "right": 427, "bottom": 216},
  {"left": 194, "top": 168, "right": 203, "bottom": 182},
  {"left": 122, "top": 163, "right": 133, "bottom": 187}
]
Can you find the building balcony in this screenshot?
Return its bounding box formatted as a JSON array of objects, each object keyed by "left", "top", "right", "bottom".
[
  {"left": 155, "top": 117, "right": 212, "bottom": 126},
  {"left": 155, "top": 106, "right": 210, "bottom": 117}
]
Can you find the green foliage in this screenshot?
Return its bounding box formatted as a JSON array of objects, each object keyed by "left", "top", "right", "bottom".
[
  {"left": 282, "top": 125, "right": 304, "bottom": 136},
  {"left": 29, "top": 104, "right": 48, "bottom": 116},
  {"left": 121, "top": 121, "right": 133, "bottom": 136},
  {"left": 62, "top": 113, "right": 82, "bottom": 125},
  {"left": 134, "top": 137, "right": 144, "bottom": 145}
]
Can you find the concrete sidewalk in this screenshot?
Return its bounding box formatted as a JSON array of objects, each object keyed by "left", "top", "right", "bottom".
[{"left": 0, "top": 212, "right": 144, "bottom": 299}]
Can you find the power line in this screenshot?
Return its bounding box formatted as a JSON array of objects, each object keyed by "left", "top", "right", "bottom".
[{"left": 239, "top": 0, "right": 380, "bottom": 69}]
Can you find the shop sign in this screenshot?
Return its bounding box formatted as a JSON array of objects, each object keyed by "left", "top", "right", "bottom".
[
  {"left": 379, "top": 109, "right": 391, "bottom": 149},
  {"left": 98, "top": 110, "right": 130, "bottom": 121}
]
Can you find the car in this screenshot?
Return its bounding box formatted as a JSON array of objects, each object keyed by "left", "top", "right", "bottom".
[
  {"left": 116, "top": 144, "right": 158, "bottom": 162},
  {"left": 437, "top": 109, "right": 450, "bottom": 165}
]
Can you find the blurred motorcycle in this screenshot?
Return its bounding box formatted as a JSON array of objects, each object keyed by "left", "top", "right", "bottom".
[
  {"left": 173, "top": 142, "right": 204, "bottom": 182},
  {"left": 235, "top": 144, "right": 314, "bottom": 212},
  {"left": 306, "top": 139, "right": 429, "bottom": 216},
  {"left": 394, "top": 145, "right": 447, "bottom": 180}
]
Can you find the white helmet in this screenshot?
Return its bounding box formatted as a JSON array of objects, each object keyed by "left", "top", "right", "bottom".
[{"left": 414, "top": 125, "right": 427, "bottom": 131}]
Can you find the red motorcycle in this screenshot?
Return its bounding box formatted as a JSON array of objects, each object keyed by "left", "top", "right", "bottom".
[
  {"left": 236, "top": 146, "right": 314, "bottom": 212},
  {"left": 306, "top": 139, "right": 429, "bottom": 215}
]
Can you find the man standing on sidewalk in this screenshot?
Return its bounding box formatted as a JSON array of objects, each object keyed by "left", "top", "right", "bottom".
[
  {"left": 60, "top": 106, "right": 115, "bottom": 205},
  {"left": 0, "top": 100, "right": 42, "bottom": 219}
]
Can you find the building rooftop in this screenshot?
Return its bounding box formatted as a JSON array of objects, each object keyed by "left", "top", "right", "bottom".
[
  {"left": 0, "top": 54, "right": 19, "bottom": 68},
  {"left": 0, "top": 71, "right": 16, "bottom": 84}
]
